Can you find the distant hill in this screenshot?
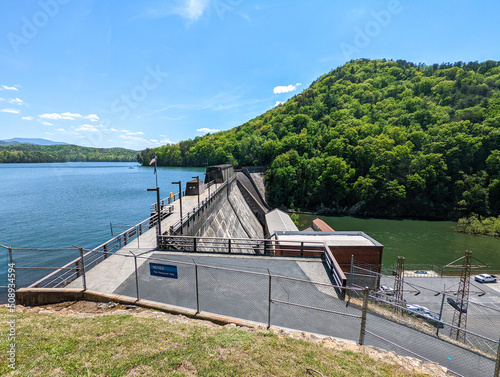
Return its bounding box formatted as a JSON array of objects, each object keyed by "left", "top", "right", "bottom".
[
  {"left": 1, "top": 137, "right": 69, "bottom": 146},
  {"left": 139, "top": 58, "right": 500, "bottom": 220},
  {"left": 0, "top": 143, "right": 139, "bottom": 163}
]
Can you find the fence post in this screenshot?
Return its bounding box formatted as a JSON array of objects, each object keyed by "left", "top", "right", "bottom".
[
  {"left": 228, "top": 239, "right": 232, "bottom": 253},
  {"left": 494, "top": 337, "right": 500, "bottom": 377},
  {"left": 8, "top": 247, "right": 14, "bottom": 266},
  {"left": 437, "top": 288, "right": 446, "bottom": 337},
  {"left": 78, "top": 247, "right": 87, "bottom": 291},
  {"left": 193, "top": 237, "right": 197, "bottom": 252},
  {"left": 267, "top": 270, "right": 272, "bottom": 329},
  {"left": 194, "top": 260, "right": 200, "bottom": 314},
  {"left": 131, "top": 251, "right": 139, "bottom": 300},
  {"left": 359, "top": 287, "right": 369, "bottom": 345}
]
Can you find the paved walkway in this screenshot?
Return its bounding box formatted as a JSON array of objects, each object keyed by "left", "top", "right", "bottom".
[{"left": 67, "top": 184, "right": 221, "bottom": 292}]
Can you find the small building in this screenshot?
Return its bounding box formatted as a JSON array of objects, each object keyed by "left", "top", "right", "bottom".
[
  {"left": 311, "top": 218, "right": 335, "bottom": 232},
  {"left": 273, "top": 231, "right": 383, "bottom": 274},
  {"left": 185, "top": 179, "right": 205, "bottom": 196},
  {"left": 205, "top": 164, "right": 235, "bottom": 184},
  {"left": 265, "top": 208, "right": 299, "bottom": 236}
]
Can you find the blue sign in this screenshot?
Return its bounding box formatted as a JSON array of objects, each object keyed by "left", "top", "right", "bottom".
[{"left": 149, "top": 263, "right": 178, "bottom": 279}]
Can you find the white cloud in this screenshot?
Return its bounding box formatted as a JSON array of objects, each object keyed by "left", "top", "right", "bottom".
[
  {"left": 22, "top": 116, "right": 33, "bottom": 120},
  {"left": 197, "top": 127, "right": 220, "bottom": 133},
  {"left": 110, "top": 128, "right": 119, "bottom": 132},
  {"left": 126, "top": 131, "right": 144, "bottom": 135},
  {"left": 39, "top": 112, "right": 100, "bottom": 121},
  {"left": 41, "top": 121, "right": 53, "bottom": 126},
  {"left": 9, "top": 98, "right": 24, "bottom": 105},
  {"left": 61, "top": 112, "right": 81, "bottom": 118},
  {"left": 275, "top": 101, "right": 285, "bottom": 107},
  {"left": 143, "top": 0, "right": 210, "bottom": 21},
  {"left": 273, "top": 83, "right": 302, "bottom": 94},
  {"left": 1, "top": 85, "right": 18, "bottom": 91},
  {"left": 1, "top": 108, "right": 20, "bottom": 114},
  {"left": 40, "top": 113, "right": 74, "bottom": 120},
  {"left": 179, "top": 0, "right": 210, "bottom": 21},
  {"left": 85, "top": 114, "right": 99, "bottom": 122},
  {"left": 76, "top": 124, "right": 100, "bottom": 132}
]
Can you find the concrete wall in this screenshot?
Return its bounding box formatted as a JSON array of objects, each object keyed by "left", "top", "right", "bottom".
[{"left": 178, "top": 180, "right": 264, "bottom": 244}]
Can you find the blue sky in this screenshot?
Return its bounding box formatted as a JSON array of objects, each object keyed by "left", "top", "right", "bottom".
[{"left": 1, "top": 0, "right": 500, "bottom": 150}]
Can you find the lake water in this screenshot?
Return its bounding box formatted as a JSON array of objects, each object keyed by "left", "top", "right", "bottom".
[
  {"left": 297, "top": 214, "right": 500, "bottom": 273},
  {"left": 0, "top": 162, "right": 205, "bottom": 289}
]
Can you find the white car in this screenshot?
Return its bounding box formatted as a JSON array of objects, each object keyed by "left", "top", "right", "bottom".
[
  {"left": 474, "top": 274, "right": 497, "bottom": 283},
  {"left": 406, "top": 304, "right": 430, "bottom": 316}
]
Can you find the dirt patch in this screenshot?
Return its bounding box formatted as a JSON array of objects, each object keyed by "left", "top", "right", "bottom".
[{"left": 176, "top": 360, "right": 198, "bottom": 377}]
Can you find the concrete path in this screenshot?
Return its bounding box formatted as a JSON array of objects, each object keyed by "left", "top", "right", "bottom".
[{"left": 66, "top": 185, "right": 219, "bottom": 292}]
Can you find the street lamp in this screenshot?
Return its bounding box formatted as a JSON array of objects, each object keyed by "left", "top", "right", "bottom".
[
  {"left": 147, "top": 187, "right": 161, "bottom": 239},
  {"left": 192, "top": 175, "right": 200, "bottom": 206},
  {"left": 172, "top": 181, "right": 183, "bottom": 235}
]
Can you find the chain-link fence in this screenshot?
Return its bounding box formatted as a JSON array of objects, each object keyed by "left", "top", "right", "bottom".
[{"left": 5, "top": 246, "right": 500, "bottom": 377}]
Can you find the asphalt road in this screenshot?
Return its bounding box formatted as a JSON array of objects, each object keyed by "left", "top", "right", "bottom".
[{"left": 113, "top": 254, "right": 496, "bottom": 376}]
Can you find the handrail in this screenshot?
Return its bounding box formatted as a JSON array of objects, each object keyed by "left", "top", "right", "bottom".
[
  {"left": 150, "top": 190, "right": 186, "bottom": 212},
  {"left": 29, "top": 213, "right": 161, "bottom": 288},
  {"left": 158, "top": 233, "right": 347, "bottom": 288},
  {"left": 169, "top": 176, "right": 236, "bottom": 235}
]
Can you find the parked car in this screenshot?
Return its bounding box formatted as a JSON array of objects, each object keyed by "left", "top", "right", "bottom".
[
  {"left": 379, "top": 285, "right": 394, "bottom": 295},
  {"left": 406, "top": 304, "right": 430, "bottom": 316},
  {"left": 474, "top": 274, "right": 497, "bottom": 283},
  {"left": 405, "top": 304, "right": 443, "bottom": 328},
  {"left": 421, "top": 313, "right": 445, "bottom": 329},
  {"left": 447, "top": 297, "right": 467, "bottom": 313}
]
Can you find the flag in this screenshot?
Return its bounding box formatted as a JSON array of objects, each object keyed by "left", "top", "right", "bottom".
[{"left": 150, "top": 155, "right": 157, "bottom": 175}]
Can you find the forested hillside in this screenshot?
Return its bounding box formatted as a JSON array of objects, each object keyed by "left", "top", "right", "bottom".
[
  {"left": 0, "top": 144, "right": 138, "bottom": 163},
  {"left": 138, "top": 59, "right": 500, "bottom": 220}
]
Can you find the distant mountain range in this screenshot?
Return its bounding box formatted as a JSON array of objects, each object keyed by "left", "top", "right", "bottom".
[
  {"left": 0, "top": 138, "right": 70, "bottom": 146},
  {"left": 0, "top": 140, "right": 138, "bottom": 163}
]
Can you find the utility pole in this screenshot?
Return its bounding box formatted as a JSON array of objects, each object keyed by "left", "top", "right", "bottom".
[
  {"left": 172, "top": 181, "right": 183, "bottom": 235},
  {"left": 450, "top": 251, "right": 472, "bottom": 342},
  {"left": 393, "top": 256, "right": 405, "bottom": 311}
]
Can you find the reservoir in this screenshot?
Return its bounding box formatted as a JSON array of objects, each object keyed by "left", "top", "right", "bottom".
[{"left": 0, "top": 162, "right": 205, "bottom": 288}]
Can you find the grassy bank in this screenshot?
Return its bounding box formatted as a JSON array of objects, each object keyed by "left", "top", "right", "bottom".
[{"left": 0, "top": 302, "right": 441, "bottom": 376}]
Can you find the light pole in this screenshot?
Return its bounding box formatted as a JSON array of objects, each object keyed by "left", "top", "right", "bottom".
[
  {"left": 147, "top": 187, "right": 161, "bottom": 240},
  {"left": 192, "top": 176, "right": 200, "bottom": 207},
  {"left": 172, "top": 181, "right": 183, "bottom": 235}
]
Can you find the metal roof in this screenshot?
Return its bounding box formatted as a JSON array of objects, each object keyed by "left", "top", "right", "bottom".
[{"left": 265, "top": 209, "right": 299, "bottom": 235}]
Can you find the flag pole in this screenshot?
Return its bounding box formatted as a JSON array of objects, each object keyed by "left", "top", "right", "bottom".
[{"left": 154, "top": 154, "right": 158, "bottom": 187}]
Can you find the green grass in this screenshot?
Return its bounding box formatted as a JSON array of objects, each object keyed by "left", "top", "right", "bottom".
[{"left": 0, "top": 306, "right": 430, "bottom": 377}]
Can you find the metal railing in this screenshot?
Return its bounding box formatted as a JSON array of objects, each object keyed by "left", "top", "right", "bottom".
[
  {"left": 150, "top": 189, "right": 186, "bottom": 213},
  {"left": 168, "top": 176, "right": 235, "bottom": 235},
  {"left": 158, "top": 234, "right": 347, "bottom": 288},
  {"left": 23, "top": 213, "right": 164, "bottom": 289}
]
